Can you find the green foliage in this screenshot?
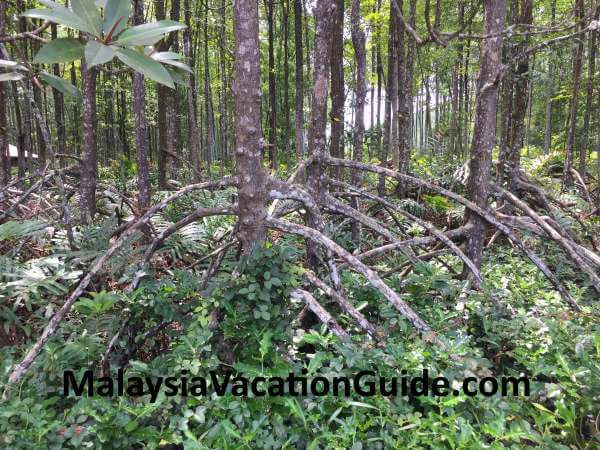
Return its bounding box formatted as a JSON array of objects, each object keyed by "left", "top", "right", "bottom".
[{"left": 23, "top": 0, "right": 190, "bottom": 90}]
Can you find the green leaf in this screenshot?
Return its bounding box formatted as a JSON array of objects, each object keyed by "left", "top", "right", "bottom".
[
  {"left": 116, "top": 48, "right": 174, "bottom": 88},
  {"left": 115, "top": 20, "right": 186, "bottom": 46},
  {"left": 34, "top": 38, "right": 85, "bottom": 64},
  {"left": 39, "top": 72, "right": 81, "bottom": 98},
  {"left": 84, "top": 40, "right": 115, "bottom": 67},
  {"left": 159, "top": 58, "right": 192, "bottom": 73},
  {"left": 103, "top": 0, "right": 131, "bottom": 35},
  {"left": 0, "top": 73, "right": 24, "bottom": 82},
  {"left": 151, "top": 51, "right": 185, "bottom": 61},
  {"left": 165, "top": 67, "right": 189, "bottom": 86},
  {"left": 71, "top": 0, "right": 103, "bottom": 37},
  {"left": 22, "top": 7, "right": 92, "bottom": 34}
]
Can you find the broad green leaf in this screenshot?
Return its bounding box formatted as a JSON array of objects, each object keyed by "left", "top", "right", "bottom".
[
  {"left": 159, "top": 58, "right": 192, "bottom": 73},
  {"left": 103, "top": 0, "right": 131, "bottom": 35},
  {"left": 115, "top": 20, "right": 186, "bottom": 46},
  {"left": 116, "top": 48, "right": 174, "bottom": 88},
  {"left": 84, "top": 40, "right": 115, "bottom": 67},
  {"left": 22, "top": 8, "right": 93, "bottom": 34},
  {"left": 150, "top": 51, "right": 185, "bottom": 61},
  {"left": 34, "top": 38, "right": 85, "bottom": 64},
  {"left": 71, "top": 0, "right": 103, "bottom": 37},
  {"left": 165, "top": 66, "right": 189, "bottom": 86},
  {"left": 39, "top": 72, "right": 81, "bottom": 98},
  {"left": 0, "top": 73, "right": 24, "bottom": 82}
]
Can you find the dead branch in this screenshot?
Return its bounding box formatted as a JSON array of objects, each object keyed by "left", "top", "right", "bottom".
[
  {"left": 2, "top": 177, "right": 236, "bottom": 395},
  {"left": 290, "top": 288, "right": 350, "bottom": 341},
  {"left": 326, "top": 157, "right": 580, "bottom": 311},
  {"left": 267, "top": 217, "right": 439, "bottom": 339},
  {"left": 303, "top": 270, "right": 381, "bottom": 341}
]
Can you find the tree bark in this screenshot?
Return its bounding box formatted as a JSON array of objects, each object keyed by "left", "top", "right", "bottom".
[
  {"left": 265, "top": 0, "right": 278, "bottom": 169},
  {"left": 579, "top": 9, "right": 597, "bottom": 180},
  {"left": 397, "top": 0, "right": 416, "bottom": 181},
  {"left": 350, "top": 0, "right": 366, "bottom": 245},
  {"left": 294, "top": 0, "right": 304, "bottom": 160},
  {"left": 80, "top": 61, "right": 97, "bottom": 223},
  {"left": 133, "top": 0, "right": 151, "bottom": 209},
  {"left": 463, "top": 0, "right": 505, "bottom": 280},
  {"left": 184, "top": 0, "right": 201, "bottom": 181},
  {"left": 329, "top": 0, "right": 344, "bottom": 170},
  {"left": 233, "top": 0, "right": 268, "bottom": 250},
  {"left": 563, "top": 0, "right": 584, "bottom": 187}
]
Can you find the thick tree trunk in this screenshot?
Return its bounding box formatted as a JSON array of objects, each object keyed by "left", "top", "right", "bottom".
[
  {"left": 329, "top": 0, "right": 344, "bottom": 170},
  {"left": 233, "top": 0, "right": 268, "bottom": 250},
  {"left": 80, "top": 61, "right": 97, "bottom": 223},
  {"left": 305, "top": 0, "right": 336, "bottom": 265},
  {"left": 463, "top": 0, "right": 505, "bottom": 280},
  {"left": 133, "top": 0, "right": 151, "bottom": 209},
  {"left": 294, "top": 0, "right": 304, "bottom": 160}
]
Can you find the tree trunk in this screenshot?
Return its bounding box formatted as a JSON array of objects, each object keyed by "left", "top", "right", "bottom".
[
  {"left": 378, "top": 6, "right": 397, "bottom": 196},
  {"left": 0, "top": 1, "right": 8, "bottom": 186},
  {"left": 294, "top": 0, "right": 304, "bottom": 160},
  {"left": 133, "top": 0, "right": 151, "bottom": 209},
  {"left": 397, "top": 0, "right": 416, "bottom": 181},
  {"left": 50, "top": 24, "right": 67, "bottom": 169},
  {"left": 329, "top": 0, "right": 344, "bottom": 172},
  {"left": 579, "top": 9, "right": 597, "bottom": 180},
  {"left": 184, "top": 0, "right": 200, "bottom": 181},
  {"left": 463, "top": 0, "right": 505, "bottom": 280},
  {"left": 282, "top": 0, "right": 291, "bottom": 162},
  {"left": 80, "top": 61, "right": 98, "bottom": 223},
  {"left": 506, "top": 0, "right": 532, "bottom": 189},
  {"left": 264, "top": 0, "right": 278, "bottom": 169},
  {"left": 305, "top": 0, "right": 336, "bottom": 265},
  {"left": 563, "top": 0, "right": 584, "bottom": 187},
  {"left": 350, "top": 0, "right": 366, "bottom": 245},
  {"left": 233, "top": 0, "right": 268, "bottom": 251}
]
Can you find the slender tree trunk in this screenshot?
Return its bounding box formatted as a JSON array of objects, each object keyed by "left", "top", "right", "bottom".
[
  {"left": 350, "top": 0, "right": 366, "bottom": 245},
  {"left": 563, "top": 0, "right": 584, "bottom": 187},
  {"left": 463, "top": 0, "right": 506, "bottom": 280},
  {"left": 579, "top": 10, "right": 597, "bottom": 180},
  {"left": 80, "top": 61, "right": 97, "bottom": 223},
  {"left": 0, "top": 1, "right": 8, "bottom": 186},
  {"left": 264, "top": 0, "right": 278, "bottom": 169},
  {"left": 283, "top": 0, "right": 291, "bottom": 162},
  {"left": 397, "top": 0, "right": 416, "bottom": 180},
  {"left": 184, "top": 0, "right": 201, "bottom": 181},
  {"left": 133, "top": 0, "right": 151, "bottom": 209},
  {"left": 294, "top": 0, "right": 304, "bottom": 160},
  {"left": 329, "top": 0, "right": 344, "bottom": 171},
  {"left": 378, "top": 6, "right": 397, "bottom": 196},
  {"left": 50, "top": 24, "right": 67, "bottom": 169},
  {"left": 233, "top": 0, "right": 268, "bottom": 250},
  {"left": 506, "top": 0, "right": 532, "bottom": 189}
]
